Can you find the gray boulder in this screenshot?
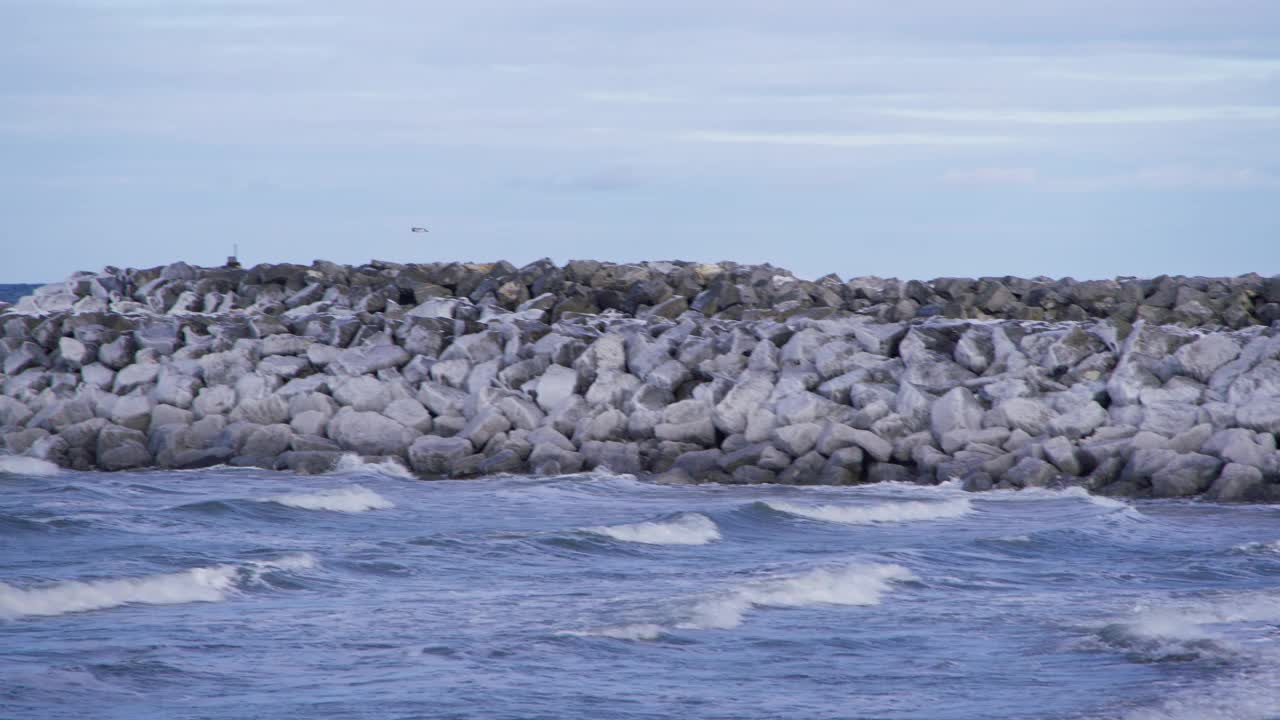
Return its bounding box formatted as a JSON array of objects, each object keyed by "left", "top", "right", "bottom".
[
  {"left": 97, "top": 423, "right": 152, "bottom": 471},
  {"left": 1203, "top": 463, "right": 1274, "bottom": 502},
  {"left": 931, "top": 387, "right": 984, "bottom": 443},
  {"left": 408, "top": 435, "right": 475, "bottom": 475},
  {"left": 327, "top": 409, "right": 417, "bottom": 457},
  {"left": 1000, "top": 456, "right": 1059, "bottom": 488}
]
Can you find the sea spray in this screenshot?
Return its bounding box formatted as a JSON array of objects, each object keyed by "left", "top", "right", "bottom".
[
  {"left": 331, "top": 454, "right": 414, "bottom": 480},
  {"left": 0, "top": 455, "right": 61, "bottom": 477}
]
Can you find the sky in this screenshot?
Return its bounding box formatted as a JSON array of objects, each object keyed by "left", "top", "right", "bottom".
[{"left": 1, "top": 0, "right": 1278, "bottom": 283}]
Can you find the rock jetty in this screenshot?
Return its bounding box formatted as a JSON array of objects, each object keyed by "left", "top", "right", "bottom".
[{"left": 2, "top": 259, "right": 1279, "bottom": 501}]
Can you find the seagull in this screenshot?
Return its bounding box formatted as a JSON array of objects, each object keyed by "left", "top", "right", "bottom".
[{"left": 410, "top": 227, "right": 429, "bottom": 233}]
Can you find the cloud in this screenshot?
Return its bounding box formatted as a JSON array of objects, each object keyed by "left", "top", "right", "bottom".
[
  {"left": 509, "top": 167, "right": 647, "bottom": 192},
  {"left": 943, "top": 165, "right": 1276, "bottom": 190},
  {"left": 680, "top": 131, "right": 1018, "bottom": 147},
  {"left": 943, "top": 167, "right": 1040, "bottom": 184},
  {"left": 884, "top": 106, "right": 1280, "bottom": 125}
]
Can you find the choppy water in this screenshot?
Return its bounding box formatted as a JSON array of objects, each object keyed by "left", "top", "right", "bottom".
[{"left": 4, "top": 457, "right": 1280, "bottom": 720}]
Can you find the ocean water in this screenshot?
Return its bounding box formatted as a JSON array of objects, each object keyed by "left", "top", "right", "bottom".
[
  {"left": 4, "top": 459, "right": 1280, "bottom": 720},
  {"left": 0, "top": 284, "right": 41, "bottom": 304}
]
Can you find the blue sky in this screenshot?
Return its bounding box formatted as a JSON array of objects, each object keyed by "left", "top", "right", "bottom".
[{"left": 2, "top": 0, "right": 1278, "bottom": 282}]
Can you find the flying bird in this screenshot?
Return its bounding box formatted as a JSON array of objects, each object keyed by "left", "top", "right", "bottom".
[{"left": 410, "top": 227, "right": 429, "bottom": 233}]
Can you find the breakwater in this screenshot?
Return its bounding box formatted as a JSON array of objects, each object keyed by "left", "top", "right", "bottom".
[{"left": 2, "top": 259, "right": 1278, "bottom": 500}]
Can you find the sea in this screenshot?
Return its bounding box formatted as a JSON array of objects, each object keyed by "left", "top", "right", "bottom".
[
  {"left": 3, "top": 457, "right": 1280, "bottom": 720},
  {"left": 0, "top": 285, "right": 42, "bottom": 305}
]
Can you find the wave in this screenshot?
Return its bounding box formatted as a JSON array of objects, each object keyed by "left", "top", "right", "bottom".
[
  {"left": 1233, "top": 540, "right": 1280, "bottom": 554},
  {"left": 0, "top": 455, "right": 61, "bottom": 477},
  {"left": 765, "top": 498, "right": 972, "bottom": 525},
  {"left": 331, "top": 454, "right": 414, "bottom": 479},
  {"left": 1122, "top": 666, "right": 1280, "bottom": 720},
  {"left": 1091, "top": 592, "right": 1280, "bottom": 664},
  {"left": 566, "top": 623, "right": 668, "bottom": 641},
  {"left": 989, "top": 484, "right": 1133, "bottom": 510},
  {"left": 681, "top": 563, "right": 917, "bottom": 630},
  {"left": 587, "top": 563, "right": 916, "bottom": 639},
  {"left": 586, "top": 513, "right": 721, "bottom": 545},
  {"left": 265, "top": 485, "right": 395, "bottom": 513},
  {"left": 0, "top": 554, "right": 316, "bottom": 619}
]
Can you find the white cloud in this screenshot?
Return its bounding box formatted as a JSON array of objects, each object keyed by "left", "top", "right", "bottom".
[
  {"left": 943, "top": 167, "right": 1040, "bottom": 184},
  {"left": 885, "top": 106, "right": 1280, "bottom": 125},
  {"left": 680, "top": 131, "right": 1018, "bottom": 147}
]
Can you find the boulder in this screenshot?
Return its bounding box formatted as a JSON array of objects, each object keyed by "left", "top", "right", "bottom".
[
  {"left": 998, "top": 458, "right": 1059, "bottom": 486},
  {"left": 96, "top": 423, "right": 152, "bottom": 470},
  {"left": 408, "top": 435, "right": 475, "bottom": 475},
  {"left": 1203, "top": 463, "right": 1273, "bottom": 502},
  {"left": 327, "top": 409, "right": 417, "bottom": 457},
  {"left": 931, "top": 387, "right": 984, "bottom": 444},
  {"left": 1237, "top": 400, "right": 1280, "bottom": 434},
  {"left": 771, "top": 422, "right": 821, "bottom": 457},
  {"left": 535, "top": 365, "right": 581, "bottom": 412}
]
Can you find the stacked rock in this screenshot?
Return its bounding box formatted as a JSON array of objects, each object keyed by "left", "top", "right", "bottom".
[{"left": 1, "top": 258, "right": 1278, "bottom": 500}]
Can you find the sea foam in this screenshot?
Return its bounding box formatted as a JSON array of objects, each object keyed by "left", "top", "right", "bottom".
[
  {"left": 0, "top": 554, "right": 315, "bottom": 619},
  {"left": 587, "top": 513, "right": 721, "bottom": 545},
  {"left": 266, "top": 485, "right": 395, "bottom": 513},
  {"left": 0, "top": 455, "right": 61, "bottom": 477},
  {"left": 766, "top": 498, "right": 972, "bottom": 525}
]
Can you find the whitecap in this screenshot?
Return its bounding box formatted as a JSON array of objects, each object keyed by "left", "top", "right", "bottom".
[
  {"left": 680, "top": 563, "right": 917, "bottom": 631},
  {"left": 1233, "top": 540, "right": 1280, "bottom": 554},
  {"left": 1090, "top": 592, "right": 1280, "bottom": 664},
  {"left": 566, "top": 623, "right": 667, "bottom": 641},
  {"left": 0, "top": 554, "right": 314, "bottom": 619},
  {"left": 586, "top": 513, "right": 721, "bottom": 545},
  {"left": 265, "top": 485, "right": 395, "bottom": 513},
  {"left": 1122, "top": 665, "right": 1280, "bottom": 720},
  {"left": 0, "top": 455, "right": 61, "bottom": 477},
  {"left": 766, "top": 498, "right": 972, "bottom": 525},
  {"left": 331, "top": 454, "right": 414, "bottom": 479},
  {"left": 984, "top": 484, "right": 1135, "bottom": 510}
]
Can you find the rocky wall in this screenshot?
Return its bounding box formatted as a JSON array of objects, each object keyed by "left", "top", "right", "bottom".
[{"left": 2, "top": 259, "right": 1279, "bottom": 500}]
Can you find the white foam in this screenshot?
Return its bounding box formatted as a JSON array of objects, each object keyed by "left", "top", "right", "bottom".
[
  {"left": 1123, "top": 667, "right": 1280, "bottom": 720},
  {"left": 331, "top": 454, "right": 414, "bottom": 479},
  {"left": 681, "top": 563, "right": 917, "bottom": 631},
  {"left": 1234, "top": 540, "right": 1280, "bottom": 554},
  {"left": 569, "top": 623, "right": 667, "bottom": 641},
  {"left": 587, "top": 513, "right": 721, "bottom": 545},
  {"left": 1112, "top": 593, "right": 1280, "bottom": 719},
  {"left": 266, "top": 485, "right": 395, "bottom": 513},
  {"left": 985, "top": 484, "right": 1134, "bottom": 510},
  {"left": 767, "top": 498, "right": 972, "bottom": 525},
  {"left": 0, "top": 554, "right": 314, "bottom": 619},
  {"left": 0, "top": 455, "right": 61, "bottom": 477},
  {"left": 1091, "top": 592, "right": 1280, "bottom": 665}
]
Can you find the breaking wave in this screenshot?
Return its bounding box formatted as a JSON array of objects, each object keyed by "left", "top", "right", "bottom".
[
  {"left": 589, "top": 563, "right": 916, "bottom": 639},
  {"left": 0, "top": 455, "right": 61, "bottom": 477},
  {"left": 331, "top": 454, "right": 414, "bottom": 479},
  {"left": 1091, "top": 592, "right": 1280, "bottom": 664},
  {"left": 765, "top": 498, "right": 972, "bottom": 525},
  {"left": 265, "top": 485, "right": 395, "bottom": 513},
  {"left": 586, "top": 513, "right": 721, "bottom": 545},
  {"left": 681, "top": 563, "right": 916, "bottom": 630},
  {"left": 1233, "top": 540, "right": 1280, "bottom": 554},
  {"left": 0, "top": 554, "right": 316, "bottom": 619}
]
